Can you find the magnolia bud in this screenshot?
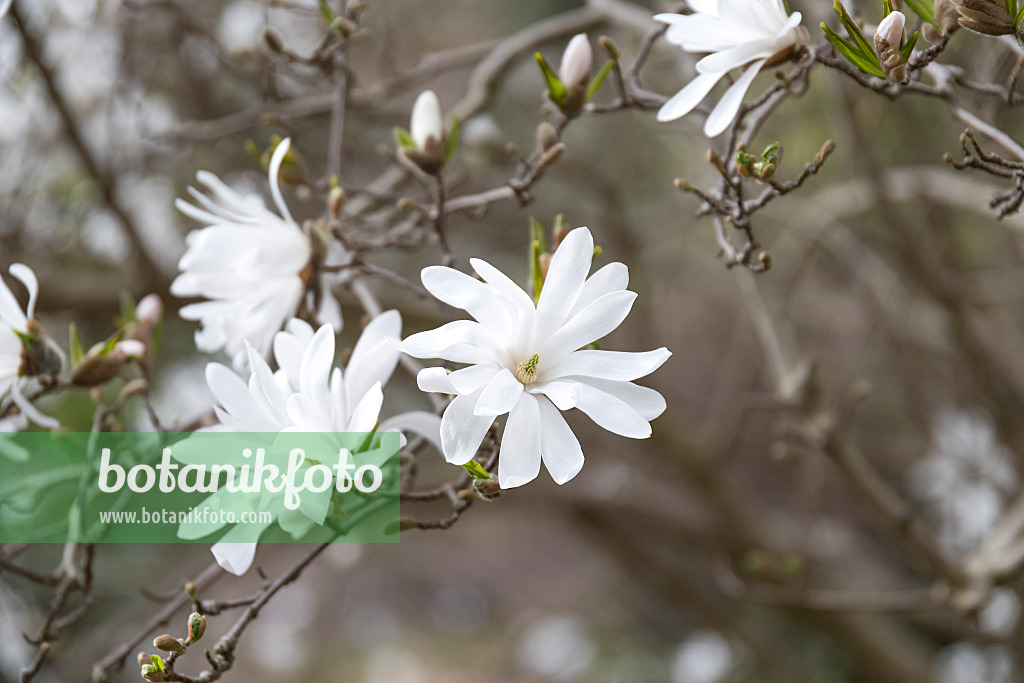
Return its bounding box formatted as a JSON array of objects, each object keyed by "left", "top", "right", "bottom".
[
  {"left": 185, "top": 612, "right": 206, "bottom": 644},
  {"left": 473, "top": 477, "right": 502, "bottom": 500},
  {"left": 115, "top": 340, "right": 147, "bottom": 360},
  {"left": 328, "top": 185, "right": 345, "bottom": 220},
  {"left": 410, "top": 90, "right": 443, "bottom": 151},
  {"left": 137, "top": 653, "right": 150, "bottom": 667},
  {"left": 140, "top": 665, "right": 164, "bottom": 682},
  {"left": 558, "top": 34, "right": 593, "bottom": 89},
  {"left": 153, "top": 634, "right": 185, "bottom": 654},
  {"left": 957, "top": 0, "right": 1017, "bottom": 35},
  {"left": 136, "top": 294, "right": 162, "bottom": 328},
  {"left": 874, "top": 12, "right": 908, "bottom": 84},
  {"left": 875, "top": 11, "right": 905, "bottom": 48}
]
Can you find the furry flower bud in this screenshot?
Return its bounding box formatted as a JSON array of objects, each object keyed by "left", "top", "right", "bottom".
[{"left": 874, "top": 12, "right": 907, "bottom": 83}]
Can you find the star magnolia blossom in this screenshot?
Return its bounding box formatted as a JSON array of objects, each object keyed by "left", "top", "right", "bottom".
[
  {"left": 0, "top": 264, "right": 59, "bottom": 429},
  {"left": 655, "top": 0, "right": 808, "bottom": 137},
  {"left": 397, "top": 227, "right": 671, "bottom": 489},
  {"left": 203, "top": 312, "right": 441, "bottom": 575},
  {"left": 172, "top": 138, "right": 343, "bottom": 370}
]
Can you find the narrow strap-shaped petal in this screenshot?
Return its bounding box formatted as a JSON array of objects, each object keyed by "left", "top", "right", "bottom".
[
  {"left": 473, "top": 368, "right": 523, "bottom": 417},
  {"left": 704, "top": 59, "right": 766, "bottom": 137},
  {"left": 574, "top": 382, "right": 651, "bottom": 438},
  {"left": 657, "top": 71, "right": 724, "bottom": 122},
  {"left": 268, "top": 137, "right": 296, "bottom": 225},
  {"left": 537, "top": 396, "right": 585, "bottom": 485},
  {"left": 9, "top": 265, "right": 38, "bottom": 321},
  {"left": 417, "top": 367, "right": 456, "bottom": 394},
  {"left": 546, "top": 348, "right": 671, "bottom": 382},
  {"left": 498, "top": 393, "right": 541, "bottom": 488},
  {"left": 440, "top": 391, "right": 493, "bottom": 465}
]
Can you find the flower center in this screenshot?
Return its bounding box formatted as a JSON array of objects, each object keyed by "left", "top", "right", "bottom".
[{"left": 514, "top": 354, "right": 540, "bottom": 385}]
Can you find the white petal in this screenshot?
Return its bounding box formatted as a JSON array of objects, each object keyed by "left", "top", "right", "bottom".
[
  {"left": 448, "top": 364, "right": 499, "bottom": 395},
  {"left": 469, "top": 258, "right": 536, "bottom": 318},
  {"left": 559, "top": 33, "right": 593, "bottom": 88},
  {"left": 421, "top": 266, "right": 511, "bottom": 332},
  {"left": 298, "top": 323, "right": 335, "bottom": 399},
  {"left": 574, "top": 382, "right": 651, "bottom": 438},
  {"left": 657, "top": 71, "right": 724, "bottom": 122},
  {"left": 473, "top": 368, "right": 523, "bottom": 417},
  {"left": 268, "top": 138, "right": 296, "bottom": 224},
  {"left": 11, "top": 381, "right": 59, "bottom": 429},
  {"left": 536, "top": 227, "right": 594, "bottom": 338},
  {"left": 530, "top": 380, "right": 581, "bottom": 410},
  {"left": 498, "top": 394, "right": 541, "bottom": 488},
  {"left": 206, "top": 363, "right": 268, "bottom": 429},
  {"left": 573, "top": 377, "right": 667, "bottom": 420},
  {"left": 0, "top": 0, "right": 12, "bottom": 17},
  {"left": 570, "top": 262, "right": 629, "bottom": 317},
  {"left": 704, "top": 59, "right": 766, "bottom": 137},
  {"left": 541, "top": 291, "right": 637, "bottom": 361},
  {"left": 346, "top": 310, "right": 402, "bottom": 408},
  {"left": 548, "top": 348, "right": 671, "bottom": 382},
  {"left": 537, "top": 397, "right": 585, "bottom": 485},
  {"left": 695, "top": 38, "right": 778, "bottom": 74},
  {"left": 417, "top": 367, "right": 456, "bottom": 393},
  {"left": 346, "top": 382, "right": 384, "bottom": 433},
  {"left": 400, "top": 320, "right": 505, "bottom": 365},
  {"left": 380, "top": 411, "right": 443, "bottom": 455},
  {"left": 9, "top": 265, "right": 38, "bottom": 321},
  {"left": 440, "top": 391, "right": 493, "bottom": 464},
  {"left": 211, "top": 542, "right": 257, "bottom": 576}
]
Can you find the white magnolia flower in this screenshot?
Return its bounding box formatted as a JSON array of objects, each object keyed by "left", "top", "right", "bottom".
[
  {"left": 655, "top": 0, "right": 809, "bottom": 137},
  {"left": 203, "top": 311, "right": 441, "bottom": 575},
  {"left": 410, "top": 90, "right": 444, "bottom": 151},
  {"left": 559, "top": 33, "right": 593, "bottom": 89},
  {"left": 0, "top": 264, "right": 59, "bottom": 429},
  {"left": 397, "top": 226, "right": 671, "bottom": 489},
  {"left": 172, "top": 138, "right": 343, "bottom": 370}
]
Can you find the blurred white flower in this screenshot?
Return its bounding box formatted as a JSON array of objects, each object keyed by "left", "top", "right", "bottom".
[
  {"left": 517, "top": 616, "right": 595, "bottom": 680},
  {"left": 397, "top": 226, "right": 671, "bottom": 488},
  {"left": 0, "top": 0, "right": 11, "bottom": 19},
  {"left": 655, "top": 0, "right": 809, "bottom": 136},
  {"left": 936, "top": 642, "right": 1013, "bottom": 683},
  {"left": 0, "top": 264, "right": 59, "bottom": 429},
  {"left": 172, "top": 138, "right": 343, "bottom": 370},
  {"left": 204, "top": 312, "right": 441, "bottom": 575},
  {"left": 410, "top": 90, "right": 444, "bottom": 151},
  {"left": 908, "top": 409, "right": 1017, "bottom": 556},
  {"left": 671, "top": 630, "right": 741, "bottom": 683},
  {"left": 559, "top": 33, "right": 593, "bottom": 89}
]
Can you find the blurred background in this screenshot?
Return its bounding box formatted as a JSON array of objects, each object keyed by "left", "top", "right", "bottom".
[{"left": 3, "top": 0, "right": 1024, "bottom": 681}]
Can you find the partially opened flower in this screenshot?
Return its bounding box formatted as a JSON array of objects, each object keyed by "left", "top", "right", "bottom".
[
  {"left": 200, "top": 311, "right": 441, "bottom": 575},
  {"left": 0, "top": 264, "right": 60, "bottom": 428},
  {"left": 397, "top": 226, "right": 671, "bottom": 489},
  {"left": 396, "top": 90, "right": 458, "bottom": 176},
  {"left": 172, "top": 138, "right": 343, "bottom": 370},
  {"left": 655, "top": 0, "right": 809, "bottom": 137}
]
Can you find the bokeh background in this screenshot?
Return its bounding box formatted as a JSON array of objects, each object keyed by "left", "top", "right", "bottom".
[{"left": 3, "top": 0, "right": 1024, "bottom": 681}]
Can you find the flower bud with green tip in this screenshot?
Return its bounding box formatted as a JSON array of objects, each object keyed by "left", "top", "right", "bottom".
[
  {"left": 535, "top": 33, "right": 614, "bottom": 118},
  {"left": 185, "top": 612, "right": 206, "bottom": 644},
  {"left": 140, "top": 664, "right": 164, "bottom": 682}
]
